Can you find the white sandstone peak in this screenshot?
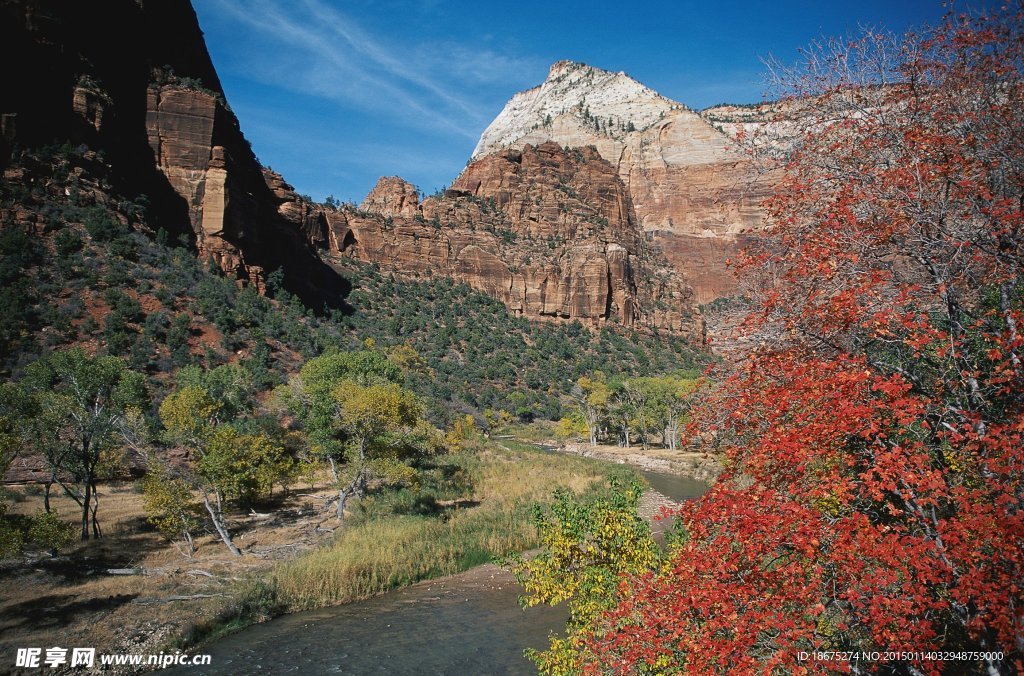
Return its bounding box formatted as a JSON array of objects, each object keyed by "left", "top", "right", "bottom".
[
  {"left": 472, "top": 60, "right": 683, "bottom": 160},
  {"left": 465, "top": 61, "right": 772, "bottom": 308}
]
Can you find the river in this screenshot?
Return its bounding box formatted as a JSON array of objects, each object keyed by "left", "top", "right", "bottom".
[{"left": 179, "top": 464, "right": 706, "bottom": 675}]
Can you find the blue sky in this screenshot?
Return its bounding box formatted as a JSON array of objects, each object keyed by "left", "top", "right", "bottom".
[{"left": 193, "top": 0, "right": 948, "bottom": 204}]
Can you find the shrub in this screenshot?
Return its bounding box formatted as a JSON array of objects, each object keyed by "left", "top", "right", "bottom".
[
  {"left": 54, "top": 228, "right": 83, "bottom": 256},
  {"left": 26, "top": 509, "right": 76, "bottom": 554},
  {"left": 0, "top": 503, "right": 23, "bottom": 558},
  {"left": 83, "top": 207, "right": 124, "bottom": 242}
]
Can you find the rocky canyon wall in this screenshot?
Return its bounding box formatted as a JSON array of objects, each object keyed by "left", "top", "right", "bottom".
[
  {"left": 472, "top": 60, "right": 775, "bottom": 304},
  {"left": 263, "top": 142, "right": 704, "bottom": 341},
  {"left": 0, "top": 0, "right": 347, "bottom": 306},
  {"left": 1, "top": 2, "right": 712, "bottom": 342}
]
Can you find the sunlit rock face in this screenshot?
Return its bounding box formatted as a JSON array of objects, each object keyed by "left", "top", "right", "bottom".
[
  {"left": 473, "top": 60, "right": 774, "bottom": 304},
  {"left": 1, "top": 0, "right": 348, "bottom": 304},
  {"left": 321, "top": 142, "right": 703, "bottom": 341}
]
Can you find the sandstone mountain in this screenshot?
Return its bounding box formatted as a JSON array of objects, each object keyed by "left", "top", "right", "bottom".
[
  {"left": 279, "top": 64, "right": 708, "bottom": 338},
  {"left": 0, "top": 1, "right": 706, "bottom": 343},
  {"left": 473, "top": 60, "right": 773, "bottom": 304},
  {"left": 0, "top": 0, "right": 347, "bottom": 306},
  {"left": 267, "top": 142, "right": 703, "bottom": 341}
]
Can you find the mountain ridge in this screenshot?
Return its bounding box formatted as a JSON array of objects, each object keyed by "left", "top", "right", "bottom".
[
  {"left": 0, "top": 2, "right": 707, "bottom": 343},
  {"left": 472, "top": 60, "right": 682, "bottom": 159},
  {"left": 467, "top": 59, "right": 774, "bottom": 304},
  {"left": 335, "top": 141, "right": 703, "bottom": 341}
]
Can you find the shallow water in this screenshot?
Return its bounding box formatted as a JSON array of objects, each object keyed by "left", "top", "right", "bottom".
[
  {"left": 530, "top": 443, "right": 709, "bottom": 504},
  {"left": 639, "top": 469, "right": 708, "bottom": 502},
  {"left": 181, "top": 565, "right": 565, "bottom": 675},
  {"left": 182, "top": 456, "right": 706, "bottom": 675}
]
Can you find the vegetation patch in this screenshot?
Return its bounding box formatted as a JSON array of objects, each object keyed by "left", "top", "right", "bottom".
[{"left": 272, "top": 441, "right": 637, "bottom": 610}]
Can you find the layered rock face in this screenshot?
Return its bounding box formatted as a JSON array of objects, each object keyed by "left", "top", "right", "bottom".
[
  {"left": 0, "top": 0, "right": 347, "bottom": 306},
  {"left": 144, "top": 86, "right": 258, "bottom": 283},
  {"left": 473, "top": 61, "right": 773, "bottom": 304},
  {"left": 360, "top": 176, "right": 422, "bottom": 218},
  {"left": 0, "top": 3, "right": 704, "bottom": 340},
  {"left": 322, "top": 142, "right": 702, "bottom": 340}
]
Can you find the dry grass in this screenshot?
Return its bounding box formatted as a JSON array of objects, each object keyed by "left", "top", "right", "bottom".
[
  {"left": 274, "top": 441, "right": 626, "bottom": 609},
  {"left": 0, "top": 440, "right": 631, "bottom": 662},
  {"left": 498, "top": 420, "right": 721, "bottom": 482},
  {"left": 561, "top": 441, "right": 722, "bottom": 482},
  {"left": 0, "top": 480, "right": 339, "bottom": 664}
]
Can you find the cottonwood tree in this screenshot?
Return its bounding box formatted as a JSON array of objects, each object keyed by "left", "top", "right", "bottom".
[
  {"left": 121, "top": 406, "right": 200, "bottom": 556},
  {"left": 330, "top": 380, "right": 424, "bottom": 517},
  {"left": 280, "top": 350, "right": 438, "bottom": 519},
  {"left": 619, "top": 378, "right": 654, "bottom": 449},
  {"left": 175, "top": 364, "right": 254, "bottom": 422},
  {"left": 559, "top": 7, "right": 1024, "bottom": 674},
  {"left": 18, "top": 348, "right": 146, "bottom": 540},
  {"left": 159, "top": 380, "right": 287, "bottom": 556},
  {"left": 620, "top": 377, "right": 699, "bottom": 451},
  {"left": 646, "top": 375, "right": 700, "bottom": 452},
  {"left": 553, "top": 411, "right": 589, "bottom": 443},
  {"left": 572, "top": 374, "right": 610, "bottom": 447},
  {"left": 562, "top": 374, "right": 701, "bottom": 450},
  {"left": 141, "top": 463, "right": 200, "bottom": 556},
  {"left": 605, "top": 379, "right": 637, "bottom": 448}
]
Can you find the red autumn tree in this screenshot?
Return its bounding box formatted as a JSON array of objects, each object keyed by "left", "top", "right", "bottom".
[{"left": 578, "top": 7, "right": 1023, "bottom": 674}]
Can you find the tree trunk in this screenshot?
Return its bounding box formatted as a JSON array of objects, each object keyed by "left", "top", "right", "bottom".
[
  {"left": 80, "top": 479, "right": 91, "bottom": 540},
  {"left": 336, "top": 466, "right": 366, "bottom": 520},
  {"left": 336, "top": 486, "right": 350, "bottom": 519},
  {"left": 1000, "top": 283, "right": 1021, "bottom": 370},
  {"left": 203, "top": 493, "right": 241, "bottom": 556},
  {"left": 44, "top": 478, "right": 52, "bottom": 513},
  {"left": 89, "top": 481, "right": 101, "bottom": 538}
]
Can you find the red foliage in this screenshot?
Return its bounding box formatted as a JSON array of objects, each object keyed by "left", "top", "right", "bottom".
[{"left": 583, "top": 6, "right": 1024, "bottom": 674}]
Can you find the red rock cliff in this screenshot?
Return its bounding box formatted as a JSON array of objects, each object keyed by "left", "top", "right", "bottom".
[
  {"left": 472, "top": 61, "right": 775, "bottom": 305},
  {"left": 314, "top": 143, "right": 702, "bottom": 341},
  {"left": 0, "top": 0, "right": 348, "bottom": 306}
]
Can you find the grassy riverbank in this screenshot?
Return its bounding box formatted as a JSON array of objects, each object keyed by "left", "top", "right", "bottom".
[
  {"left": 0, "top": 438, "right": 636, "bottom": 661},
  {"left": 178, "top": 439, "right": 638, "bottom": 646}
]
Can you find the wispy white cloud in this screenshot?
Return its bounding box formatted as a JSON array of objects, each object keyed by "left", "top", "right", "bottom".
[
  {"left": 245, "top": 118, "right": 465, "bottom": 175},
  {"left": 297, "top": 0, "right": 479, "bottom": 118},
  {"left": 203, "top": 0, "right": 536, "bottom": 139},
  {"left": 223, "top": 106, "right": 475, "bottom": 201},
  {"left": 412, "top": 42, "right": 544, "bottom": 87}
]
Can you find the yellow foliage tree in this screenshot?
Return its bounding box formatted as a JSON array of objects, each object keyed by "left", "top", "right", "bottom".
[
  {"left": 574, "top": 373, "right": 610, "bottom": 446},
  {"left": 141, "top": 465, "right": 200, "bottom": 556},
  {"left": 445, "top": 414, "right": 479, "bottom": 452},
  {"left": 159, "top": 383, "right": 287, "bottom": 556},
  {"left": 506, "top": 479, "right": 660, "bottom": 673},
  {"left": 330, "top": 380, "right": 425, "bottom": 518}
]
